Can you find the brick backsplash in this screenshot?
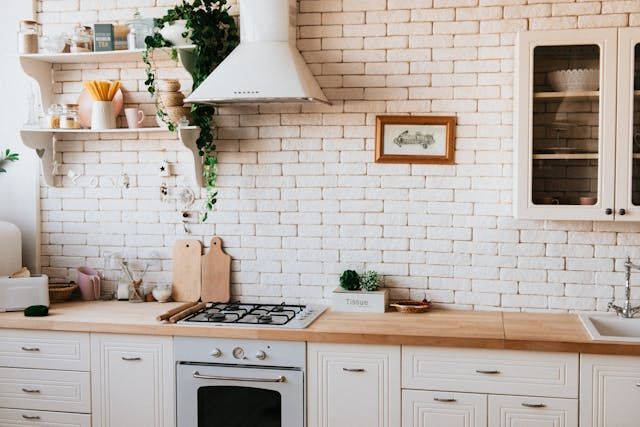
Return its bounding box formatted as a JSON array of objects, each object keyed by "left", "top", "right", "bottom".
[{"left": 35, "top": 0, "right": 640, "bottom": 311}]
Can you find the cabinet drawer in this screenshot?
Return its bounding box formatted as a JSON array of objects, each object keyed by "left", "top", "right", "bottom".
[
  {"left": 488, "top": 395, "right": 578, "bottom": 427},
  {"left": 0, "top": 408, "right": 91, "bottom": 426},
  {"left": 0, "top": 368, "right": 90, "bottom": 413},
  {"left": 0, "top": 330, "right": 90, "bottom": 371},
  {"left": 402, "top": 390, "right": 487, "bottom": 427},
  {"left": 402, "top": 347, "right": 578, "bottom": 398}
]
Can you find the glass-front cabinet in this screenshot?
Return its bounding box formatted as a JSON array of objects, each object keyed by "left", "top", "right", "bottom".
[
  {"left": 516, "top": 28, "right": 640, "bottom": 221},
  {"left": 615, "top": 29, "right": 640, "bottom": 221},
  {"left": 516, "top": 29, "right": 617, "bottom": 220}
]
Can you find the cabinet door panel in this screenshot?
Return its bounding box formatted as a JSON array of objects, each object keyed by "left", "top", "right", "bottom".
[
  {"left": 0, "top": 408, "right": 91, "bottom": 426},
  {"left": 91, "top": 334, "right": 174, "bottom": 427},
  {"left": 307, "top": 343, "right": 400, "bottom": 427},
  {"left": 515, "top": 28, "right": 617, "bottom": 220},
  {"left": 580, "top": 354, "right": 640, "bottom": 427},
  {"left": 615, "top": 28, "right": 640, "bottom": 220},
  {"left": 489, "top": 395, "right": 578, "bottom": 427},
  {"left": 402, "top": 390, "right": 487, "bottom": 427}
]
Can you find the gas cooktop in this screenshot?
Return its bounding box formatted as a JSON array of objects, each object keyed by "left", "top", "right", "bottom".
[{"left": 179, "top": 302, "right": 328, "bottom": 329}]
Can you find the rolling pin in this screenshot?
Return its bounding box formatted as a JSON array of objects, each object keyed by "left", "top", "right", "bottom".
[
  {"left": 169, "top": 302, "right": 206, "bottom": 324},
  {"left": 156, "top": 301, "right": 198, "bottom": 322}
]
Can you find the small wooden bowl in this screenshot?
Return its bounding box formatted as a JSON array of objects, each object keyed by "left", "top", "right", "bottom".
[
  {"left": 49, "top": 283, "right": 78, "bottom": 303},
  {"left": 391, "top": 300, "right": 431, "bottom": 313}
]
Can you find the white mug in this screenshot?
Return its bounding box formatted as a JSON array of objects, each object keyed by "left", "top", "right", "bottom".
[
  {"left": 91, "top": 101, "right": 116, "bottom": 130},
  {"left": 125, "top": 108, "right": 145, "bottom": 129}
]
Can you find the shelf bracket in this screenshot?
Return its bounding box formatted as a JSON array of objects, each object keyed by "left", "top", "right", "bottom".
[
  {"left": 20, "top": 57, "right": 53, "bottom": 114},
  {"left": 178, "top": 126, "right": 204, "bottom": 188},
  {"left": 20, "top": 130, "right": 57, "bottom": 187}
]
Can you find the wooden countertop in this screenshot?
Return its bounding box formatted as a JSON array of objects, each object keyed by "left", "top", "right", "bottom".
[{"left": 1, "top": 301, "right": 640, "bottom": 355}]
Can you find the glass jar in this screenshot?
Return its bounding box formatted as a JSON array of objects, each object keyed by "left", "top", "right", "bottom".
[
  {"left": 60, "top": 104, "right": 80, "bottom": 129},
  {"left": 128, "top": 11, "right": 153, "bottom": 50},
  {"left": 47, "top": 104, "right": 61, "bottom": 129},
  {"left": 18, "top": 20, "right": 39, "bottom": 54},
  {"left": 71, "top": 25, "right": 92, "bottom": 53},
  {"left": 129, "top": 281, "right": 145, "bottom": 303}
]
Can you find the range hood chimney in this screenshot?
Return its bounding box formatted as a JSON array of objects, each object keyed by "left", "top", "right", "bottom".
[{"left": 185, "top": 0, "right": 329, "bottom": 105}]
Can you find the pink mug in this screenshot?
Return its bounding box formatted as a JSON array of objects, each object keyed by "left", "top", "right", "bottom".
[
  {"left": 124, "top": 108, "right": 144, "bottom": 129},
  {"left": 77, "top": 267, "right": 101, "bottom": 301}
]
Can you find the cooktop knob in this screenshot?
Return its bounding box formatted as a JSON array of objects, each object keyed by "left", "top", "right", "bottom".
[
  {"left": 255, "top": 350, "right": 267, "bottom": 360},
  {"left": 211, "top": 348, "right": 222, "bottom": 358},
  {"left": 232, "top": 347, "right": 245, "bottom": 359}
]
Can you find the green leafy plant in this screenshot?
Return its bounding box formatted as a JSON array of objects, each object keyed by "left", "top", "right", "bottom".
[
  {"left": 144, "top": 0, "right": 239, "bottom": 221},
  {"left": 360, "top": 271, "right": 380, "bottom": 292},
  {"left": 0, "top": 149, "right": 19, "bottom": 174},
  {"left": 339, "top": 270, "right": 361, "bottom": 291}
]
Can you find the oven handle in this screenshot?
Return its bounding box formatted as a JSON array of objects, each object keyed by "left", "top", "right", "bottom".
[{"left": 192, "top": 371, "right": 287, "bottom": 383}]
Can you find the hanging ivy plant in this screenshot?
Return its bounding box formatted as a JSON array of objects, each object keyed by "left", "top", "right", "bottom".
[{"left": 144, "top": 0, "right": 239, "bottom": 221}]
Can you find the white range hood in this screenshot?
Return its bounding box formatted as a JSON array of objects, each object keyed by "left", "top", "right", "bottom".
[{"left": 185, "top": 0, "right": 329, "bottom": 105}]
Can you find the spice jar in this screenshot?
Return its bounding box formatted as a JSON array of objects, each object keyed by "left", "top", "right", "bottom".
[
  {"left": 60, "top": 104, "right": 80, "bottom": 129},
  {"left": 71, "top": 25, "right": 92, "bottom": 53},
  {"left": 47, "top": 104, "right": 61, "bottom": 129},
  {"left": 18, "top": 20, "right": 39, "bottom": 54}
]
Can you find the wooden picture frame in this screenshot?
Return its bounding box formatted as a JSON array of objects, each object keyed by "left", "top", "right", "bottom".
[{"left": 375, "top": 115, "right": 456, "bottom": 164}]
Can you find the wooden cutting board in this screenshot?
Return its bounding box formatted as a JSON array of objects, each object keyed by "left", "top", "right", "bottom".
[
  {"left": 171, "top": 239, "right": 203, "bottom": 302},
  {"left": 201, "top": 237, "right": 231, "bottom": 303}
]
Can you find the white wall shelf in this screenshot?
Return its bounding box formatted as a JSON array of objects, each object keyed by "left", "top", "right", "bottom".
[
  {"left": 20, "top": 126, "right": 203, "bottom": 188},
  {"left": 18, "top": 45, "right": 194, "bottom": 64}
]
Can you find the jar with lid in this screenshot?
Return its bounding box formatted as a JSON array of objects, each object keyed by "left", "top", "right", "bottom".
[
  {"left": 47, "top": 104, "right": 61, "bottom": 129},
  {"left": 60, "top": 104, "right": 80, "bottom": 129},
  {"left": 18, "top": 20, "right": 39, "bottom": 54},
  {"left": 71, "top": 25, "right": 92, "bottom": 53}
]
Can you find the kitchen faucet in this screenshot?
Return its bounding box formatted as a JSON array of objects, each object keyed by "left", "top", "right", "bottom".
[{"left": 608, "top": 257, "right": 640, "bottom": 318}]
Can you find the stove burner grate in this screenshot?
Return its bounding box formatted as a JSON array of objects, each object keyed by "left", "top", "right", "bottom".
[{"left": 182, "top": 302, "right": 307, "bottom": 326}]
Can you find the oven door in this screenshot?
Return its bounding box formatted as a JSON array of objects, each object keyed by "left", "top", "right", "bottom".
[{"left": 177, "top": 362, "right": 304, "bottom": 427}]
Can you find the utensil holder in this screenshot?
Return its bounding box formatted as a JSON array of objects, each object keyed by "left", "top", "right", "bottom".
[{"left": 91, "top": 100, "right": 116, "bottom": 130}]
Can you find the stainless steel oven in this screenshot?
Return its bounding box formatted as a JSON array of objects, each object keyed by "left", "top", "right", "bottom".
[{"left": 175, "top": 337, "right": 305, "bottom": 427}]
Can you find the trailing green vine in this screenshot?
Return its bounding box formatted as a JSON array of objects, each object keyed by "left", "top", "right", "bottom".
[{"left": 144, "top": 0, "right": 239, "bottom": 221}]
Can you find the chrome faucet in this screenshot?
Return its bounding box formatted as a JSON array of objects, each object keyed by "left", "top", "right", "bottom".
[{"left": 608, "top": 257, "right": 640, "bottom": 318}]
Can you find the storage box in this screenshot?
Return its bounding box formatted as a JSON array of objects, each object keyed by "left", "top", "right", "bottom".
[
  {"left": 332, "top": 288, "right": 388, "bottom": 313},
  {"left": 0, "top": 274, "right": 49, "bottom": 312}
]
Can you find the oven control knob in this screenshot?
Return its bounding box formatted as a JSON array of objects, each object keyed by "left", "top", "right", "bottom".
[
  {"left": 232, "top": 347, "right": 245, "bottom": 359},
  {"left": 210, "top": 348, "right": 222, "bottom": 358},
  {"left": 255, "top": 350, "right": 267, "bottom": 360}
]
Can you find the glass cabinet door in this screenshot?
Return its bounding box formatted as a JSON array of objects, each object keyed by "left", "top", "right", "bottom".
[
  {"left": 616, "top": 28, "right": 640, "bottom": 221},
  {"left": 516, "top": 29, "right": 617, "bottom": 220}
]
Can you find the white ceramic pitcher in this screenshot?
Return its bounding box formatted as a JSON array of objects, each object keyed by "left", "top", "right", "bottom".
[{"left": 91, "top": 100, "right": 116, "bottom": 130}]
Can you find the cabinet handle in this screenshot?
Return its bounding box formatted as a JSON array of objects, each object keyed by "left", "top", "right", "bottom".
[
  {"left": 121, "top": 356, "right": 142, "bottom": 361},
  {"left": 433, "top": 397, "right": 457, "bottom": 403},
  {"left": 619, "top": 208, "right": 627, "bottom": 216},
  {"left": 21, "top": 347, "right": 40, "bottom": 352},
  {"left": 475, "top": 369, "right": 500, "bottom": 374},
  {"left": 636, "top": 382, "right": 640, "bottom": 387},
  {"left": 21, "top": 388, "right": 41, "bottom": 394},
  {"left": 521, "top": 403, "right": 546, "bottom": 408},
  {"left": 606, "top": 208, "right": 613, "bottom": 215},
  {"left": 342, "top": 367, "right": 365, "bottom": 373},
  {"left": 22, "top": 414, "right": 41, "bottom": 420}
]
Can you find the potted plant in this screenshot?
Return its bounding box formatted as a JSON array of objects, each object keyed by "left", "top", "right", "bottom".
[
  {"left": 143, "top": 0, "right": 239, "bottom": 222},
  {"left": 332, "top": 270, "right": 389, "bottom": 313},
  {"left": 0, "top": 149, "right": 19, "bottom": 174}
]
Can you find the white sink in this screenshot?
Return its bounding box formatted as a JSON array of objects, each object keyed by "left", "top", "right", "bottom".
[{"left": 579, "top": 314, "right": 640, "bottom": 342}]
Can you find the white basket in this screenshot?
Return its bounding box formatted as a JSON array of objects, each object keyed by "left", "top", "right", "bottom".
[{"left": 547, "top": 69, "right": 599, "bottom": 92}]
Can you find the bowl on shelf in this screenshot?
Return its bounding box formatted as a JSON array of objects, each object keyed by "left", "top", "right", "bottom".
[{"left": 547, "top": 69, "right": 599, "bottom": 92}]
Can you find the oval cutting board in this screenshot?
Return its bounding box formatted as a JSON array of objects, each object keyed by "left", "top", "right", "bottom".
[
  {"left": 171, "top": 239, "right": 202, "bottom": 302},
  {"left": 201, "top": 237, "right": 231, "bottom": 303}
]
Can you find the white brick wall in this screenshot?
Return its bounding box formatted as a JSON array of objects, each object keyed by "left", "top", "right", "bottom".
[{"left": 35, "top": 0, "right": 640, "bottom": 311}]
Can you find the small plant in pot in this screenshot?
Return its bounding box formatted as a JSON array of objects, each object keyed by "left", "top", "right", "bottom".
[
  {"left": 333, "top": 269, "right": 388, "bottom": 313},
  {"left": 143, "top": 0, "right": 239, "bottom": 222},
  {"left": 0, "top": 149, "right": 19, "bottom": 174}
]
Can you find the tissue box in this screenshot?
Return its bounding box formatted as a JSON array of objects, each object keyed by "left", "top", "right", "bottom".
[
  {"left": 332, "top": 288, "right": 388, "bottom": 313},
  {"left": 0, "top": 274, "right": 49, "bottom": 312}
]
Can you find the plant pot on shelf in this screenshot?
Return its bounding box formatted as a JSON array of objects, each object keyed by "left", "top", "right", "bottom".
[{"left": 332, "top": 288, "right": 389, "bottom": 313}]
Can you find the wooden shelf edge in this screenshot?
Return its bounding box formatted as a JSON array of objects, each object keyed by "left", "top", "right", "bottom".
[
  {"left": 20, "top": 126, "right": 197, "bottom": 134},
  {"left": 533, "top": 90, "right": 599, "bottom": 100},
  {"left": 532, "top": 153, "right": 599, "bottom": 160}
]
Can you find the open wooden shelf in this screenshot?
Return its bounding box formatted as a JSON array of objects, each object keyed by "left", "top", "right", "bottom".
[
  {"left": 533, "top": 90, "right": 599, "bottom": 101},
  {"left": 532, "top": 153, "right": 598, "bottom": 160},
  {"left": 21, "top": 127, "right": 182, "bottom": 134},
  {"left": 18, "top": 45, "right": 195, "bottom": 64}
]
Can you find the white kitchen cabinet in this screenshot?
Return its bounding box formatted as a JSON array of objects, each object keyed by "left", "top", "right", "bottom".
[
  {"left": 90, "top": 334, "right": 174, "bottom": 427},
  {"left": 489, "top": 395, "right": 578, "bottom": 427},
  {"left": 307, "top": 343, "right": 400, "bottom": 427},
  {"left": 580, "top": 354, "right": 640, "bottom": 427},
  {"left": 0, "top": 408, "right": 91, "bottom": 426},
  {"left": 402, "top": 390, "right": 487, "bottom": 427},
  {"left": 515, "top": 28, "right": 640, "bottom": 221}
]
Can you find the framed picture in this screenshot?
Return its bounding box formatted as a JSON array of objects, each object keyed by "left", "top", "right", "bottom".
[{"left": 375, "top": 115, "right": 456, "bottom": 164}]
